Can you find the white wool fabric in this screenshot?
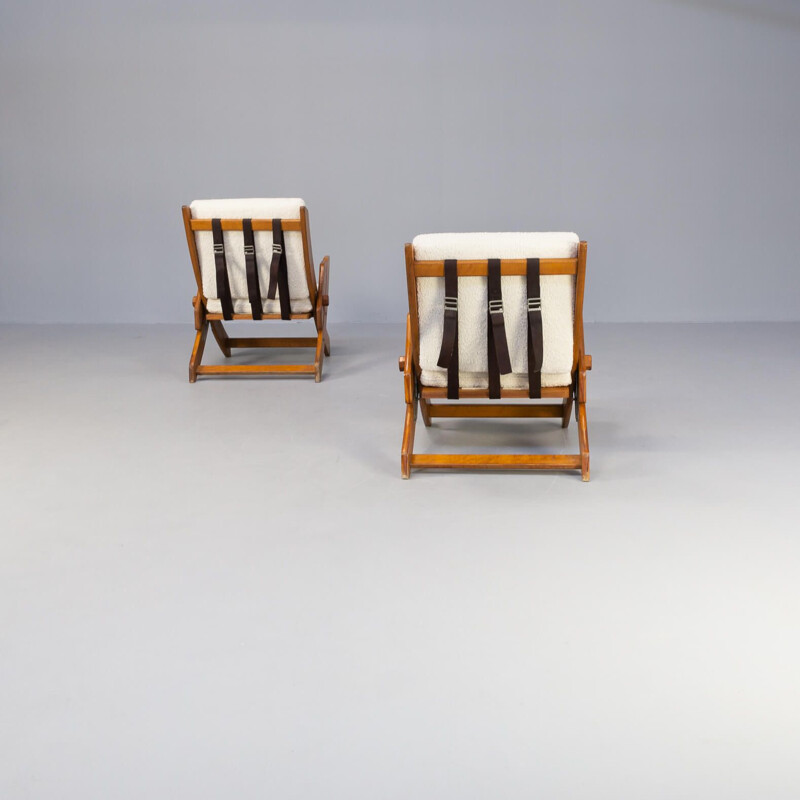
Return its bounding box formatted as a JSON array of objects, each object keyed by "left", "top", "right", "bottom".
[
  {"left": 190, "top": 198, "right": 312, "bottom": 315},
  {"left": 414, "top": 232, "right": 578, "bottom": 389}
]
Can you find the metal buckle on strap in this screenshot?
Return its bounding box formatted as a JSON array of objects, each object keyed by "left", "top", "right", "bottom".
[
  {"left": 489, "top": 299, "right": 504, "bottom": 315},
  {"left": 444, "top": 296, "right": 458, "bottom": 311},
  {"left": 213, "top": 243, "right": 224, "bottom": 255},
  {"left": 272, "top": 243, "right": 283, "bottom": 255},
  {"left": 527, "top": 297, "right": 541, "bottom": 311},
  {"left": 244, "top": 244, "right": 255, "bottom": 256}
]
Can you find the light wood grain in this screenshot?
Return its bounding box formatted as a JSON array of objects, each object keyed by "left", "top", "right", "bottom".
[
  {"left": 427, "top": 403, "right": 563, "bottom": 418},
  {"left": 190, "top": 218, "right": 302, "bottom": 232},
  {"left": 414, "top": 258, "right": 577, "bottom": 277},
  {"left": 196, "top": 364, "right": 316, "bottom": 375},
  {"left": 411, "top": 454, "right": 582, "bottom": 470}
]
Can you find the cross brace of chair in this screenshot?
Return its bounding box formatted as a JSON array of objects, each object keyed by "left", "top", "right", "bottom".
[{"left": 188, "top": 256, "right": 330, "bottom": 383}]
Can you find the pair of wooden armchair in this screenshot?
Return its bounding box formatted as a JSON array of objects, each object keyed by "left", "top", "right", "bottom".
[{"left": 182, "top": 200, "right": 591, "bottom": 480}]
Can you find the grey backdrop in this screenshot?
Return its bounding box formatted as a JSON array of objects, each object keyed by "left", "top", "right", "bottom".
[{"left": 2, "top": 0, "right": 799, "bottom": 324}]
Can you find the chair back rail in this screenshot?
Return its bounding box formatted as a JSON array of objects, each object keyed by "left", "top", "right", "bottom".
[{"left": 404, "top": 241, "right": 588, "bottom": 378}]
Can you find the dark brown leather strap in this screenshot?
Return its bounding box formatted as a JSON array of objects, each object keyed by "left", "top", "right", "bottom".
[
  {"left": 267, "top": 218, "right": 291, "bottom": 320},
  {"left": 212, "top": 218, "right": 234, "bottom": 320},
  {"left": 527, "top": 257, "right": 543, "bottom": 398},
  {"left": 487, "top": 259, "right": 512, "bottom": 398},
  {"left": 436, "top": 259, "right": 459, "bottom": 399},
  {"left": 242, "top": 218, "right": 262, "bottom": 320}
]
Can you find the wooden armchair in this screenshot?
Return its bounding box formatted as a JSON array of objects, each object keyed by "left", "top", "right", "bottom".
[
  {"left": 182, "top": 198, "right": 330, "bottom": 382},
  {"left": 400, "top": 233, "right": 591, "bottom": 479}
]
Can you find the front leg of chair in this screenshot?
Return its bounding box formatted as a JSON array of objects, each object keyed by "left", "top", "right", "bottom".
[
  {"left": 400, "top": 314, "right": 418, "bottom": 477},
  {"left": 320, "top": 255, "right": 331, "bottom": 356},
  {"left": 577, "top": 352, "right": 591, "bottom": 481},
  {"left": 314, "top": 256, "right": 331, "bottom": 381},
  {"left": 189, "top": 322, "right": 208, "bottom": 383},
  {"left": 578, "top": 402, "right": 590, "bottom": 481},
  {"left": 401, "top": 401, "right": 417, "bottom": 479},
  {"left": 189, "top": 296, "right": 208, "bottom": 383},
  {"left": 312, "top": 256, "right": 330, "bottom": 381}
]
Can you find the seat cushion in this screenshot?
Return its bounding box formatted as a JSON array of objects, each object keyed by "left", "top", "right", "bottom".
[
  {"left": 190, "top": 198, "right": 312, "bottom": 315},
  {"left": 414, "top": 232, "right": 578, "bottom": 388}
]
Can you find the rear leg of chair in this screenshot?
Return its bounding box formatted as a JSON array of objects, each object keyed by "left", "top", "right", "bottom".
[
  {"left": 577, "top": 402, "right": 590, "bottom": 481},
  {"left": 209, "top": 321, "right": 232, "bottom": 357},
  {"left": 314, "top": 322, "right": 330, "bottom": 380},
  {"left": 313, "top": 255, "right": 331, "bottom": 382},
  {"left": 419, "top": 398, "right": 432, "bottom": 427},
  {"left": 314, "top": 330, "right": 325, "bottom": 383},
  {"left": 313, "top": 306, "right": 328, "bottom": 383},
  {"left": 189, "top": 321, "right": 208, "bottom": 383},
  {"left": 399, "top": 314, "right": 420, "bottom": 476},
  {"left": 577, "top": 354, "right": 591, "bottom": 479},
  {"left": 401, "top": 400, "right": 417, "bottom": 479},
  {"left": 314, "top": 308, "right": 331, "bottom": 383},
  {"left": 562, "top": 396, "right": 573, "bottom": 429}
]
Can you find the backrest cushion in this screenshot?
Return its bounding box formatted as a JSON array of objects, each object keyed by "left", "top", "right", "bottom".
[
  {"left": 190, "top": 198, "right": 311, "bottom": 314},
  {"left": 414, "top": 232, "right": 578, "bottom": 387}
]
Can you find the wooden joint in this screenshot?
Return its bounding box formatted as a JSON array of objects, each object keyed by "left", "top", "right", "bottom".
[
  {"left": 399, "top": 356, "right": 406, "bottom": 372},
  {"left": 322, "top": 294, "right": 330, "bottom": 307}
]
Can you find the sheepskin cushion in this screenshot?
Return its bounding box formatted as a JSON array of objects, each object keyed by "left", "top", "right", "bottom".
[
  {"left": 190, "top": 198, "right": 312, "bottom": 315},
  {"left": 414, "top": 232, "right": 578, "bottom": 389}
]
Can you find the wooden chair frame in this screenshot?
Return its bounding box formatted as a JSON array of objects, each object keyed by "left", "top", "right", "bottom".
[
  {"left": 182, "top": 205, "right": 330, "bottom": 382},
  {"left": 399, "top": 241, "right": 592, "bottom": 480}
]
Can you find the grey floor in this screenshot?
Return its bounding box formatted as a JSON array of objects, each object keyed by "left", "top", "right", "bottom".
[{"left": 1, "top": 322, "right": 799, "bottom": 800}]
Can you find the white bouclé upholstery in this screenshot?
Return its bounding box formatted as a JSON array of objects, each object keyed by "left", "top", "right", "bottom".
[
  {"left": 190, "top": 198, "right": 312, "bottom": 315},
  {"left": 414, "top": 232, "right": 579, "bottom": 389}
]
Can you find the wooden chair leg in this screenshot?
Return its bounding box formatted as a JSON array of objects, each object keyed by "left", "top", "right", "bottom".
[
  {"left": 314, "top": 330, "right": 324, "bottom": 383},
  {"left": 401, "top": 401, "right": 417, "bottom": 479},
  {"left": 576, "top": 354, "right": 590, "bottom": 479},
  {"left": 313, "top": 256, "right": 330, "bottom": 379},
  {"left": 209, "top": 321, "right": 231, "bottom": 357},
  {"left": 577, "top": 402, "right": 590, "bottom": 481},
  {"left": 562, "top": 396, "right": 573, "bottom": 429},
  {"left": 316, "top": 254, "right": 331, "bottom": 362},
  {"left": 189, "top": 321, "right": 208, "bottom": 383},
  {"left": 313, "top": 296, "right": 329, "bottom": 382},
  {"left": 420, "top": 398, "right": 432, "bottom": 427}
]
